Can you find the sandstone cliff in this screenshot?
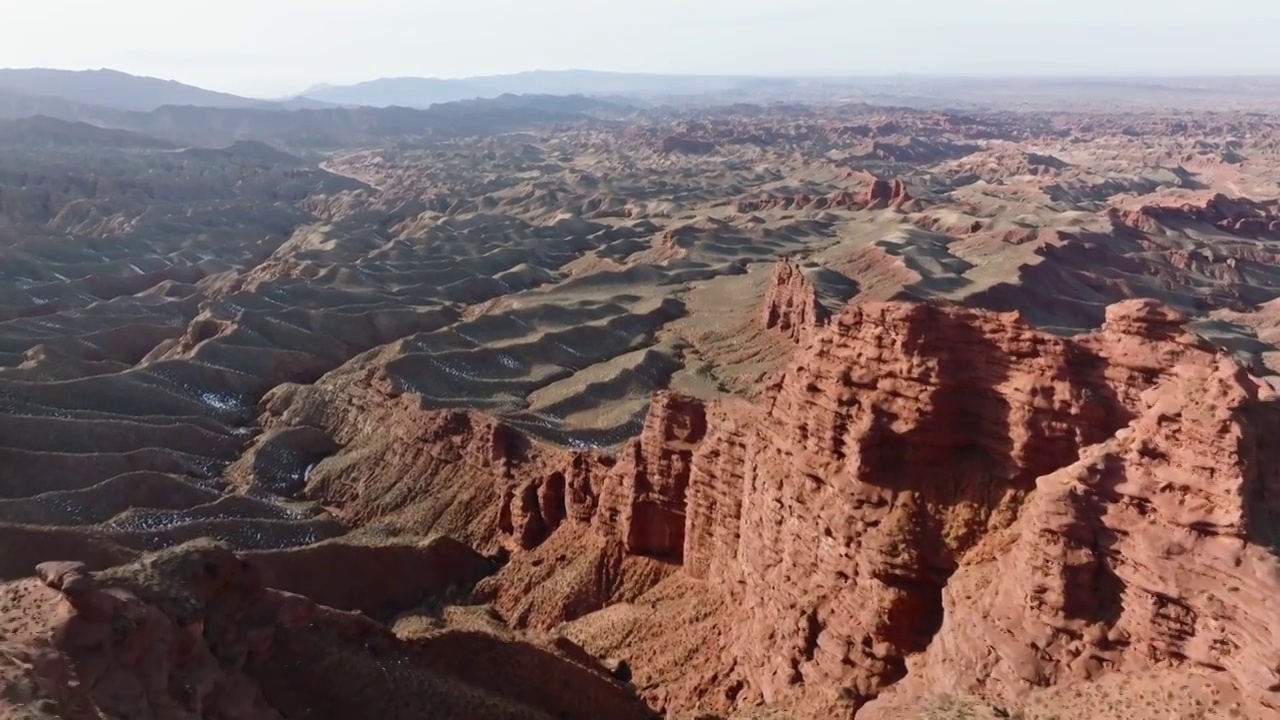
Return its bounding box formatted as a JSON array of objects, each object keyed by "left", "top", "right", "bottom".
[
  {"left": 859, "top": 177, "right": 912, "bottom": 209},
  {"left": 759, "top": 260, "right": 826, "bottom": 342},
  {"left": 242, "top": 293, "right": 1280, "bottom": 718},
  {"left": 481, "top": 298, "right": 1280, "bottom": 717}
]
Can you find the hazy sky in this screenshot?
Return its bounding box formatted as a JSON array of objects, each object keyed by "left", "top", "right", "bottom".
[{"left": 4, "top": 0, "right": 1280, "bottom": 97}]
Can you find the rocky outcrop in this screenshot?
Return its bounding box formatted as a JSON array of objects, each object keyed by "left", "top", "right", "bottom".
[
  {"left": 708, "top": 299, "right": 1277, "bottom": 715},
  {"left": 870, "top": 335, "right": 1280, "bottom": 717},
  {"left": 3, "top": 550, "right": 291, "bottom": 720},
  {"left": 0, "top": 542, "right": 653, "bottom": 720},
  {"left": 760, "top": 260, "right": 826, "bottom": 342},
  {"left": 481, "top": 298, "right": 1280, "bottom": 717},
  {"left": 859, "top": 178, "right": 912, "bottom": 209},
  {"left": 260, "top": 371, "right": 563, "bottom": 551},
  {"left": 261, "top": 359, "right": 723, "bottom": 561},
  {"left": 682, "top": 301, "right": 1152, "bottom": 709},
  {"left": 594, "top": 392, "right": 707, "bottom": 560},
  {"left": 1109, "top": 192, "right": 1280, "bottom": 236},
  {"left": 735, "top": 177, "right": 913, "bottom": 215}
]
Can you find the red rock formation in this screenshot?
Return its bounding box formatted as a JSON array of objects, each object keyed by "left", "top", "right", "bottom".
[
  {"left": 681, "top": 301, "right": 1147, "bottom": 709},
  {"left": 593, "top": 392, "right": 707, "bottom": 560},
  {"left": 1, "top": 542, "right": 653, "bottom": 720},
  {"left": 479, "top": 298, "right": 1280, "bottom": 717},
  {"left": 694, "top": 299, "right": 1276, "bottom": 715},
  {"left": 859, "top": 178, "right": 912, "bottom": 209},
  {"left": 4, "top": 552, "right": 288, "bottom": 719},
  {"left": 867, "top": 344, "right": 1280, "bottom": 718},
  {"left": 760, "top": 260, "right": 826, "bottom": 342},
  {"left": 262, "top": 368, "right": 596, "bottom": 552},
  {"left": 257, "top": 289, "right": 1280, "bottom": 717},
  {"left": 1109, "top": 192, "right": 1280, "bottom": 236}
]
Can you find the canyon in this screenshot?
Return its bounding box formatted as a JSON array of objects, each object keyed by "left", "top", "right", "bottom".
[{"left": 1, "top": 87, "right": 1279, "bottom": 719}]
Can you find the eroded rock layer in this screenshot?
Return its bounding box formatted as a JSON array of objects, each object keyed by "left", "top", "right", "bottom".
[
  {"left": 474, "top": 299, "right": 1280, "bottom": 718},
  {"left": 0, "top": 542, "right": 652, "bottom": 720}
]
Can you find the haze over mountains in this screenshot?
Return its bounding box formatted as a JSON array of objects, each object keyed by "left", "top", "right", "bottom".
[
  {"left": 298, "top": 70, "right": 783, "bottom": 107},
  {"left": 7, "top": 67, "right": 1280, "bottom": 121},
  {"left": 0, "top": 68, "right": 644, "bottom": 150},
  {"left": 0, "top": 68, "right": 269, "bottom": 111},
  {"left": 0, "top": 67, "right": 848, "bottom": 114}
]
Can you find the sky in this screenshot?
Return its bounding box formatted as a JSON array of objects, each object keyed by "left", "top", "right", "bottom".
[{"left": 3, "top": 0, "right": 1280, "bottom": 97}]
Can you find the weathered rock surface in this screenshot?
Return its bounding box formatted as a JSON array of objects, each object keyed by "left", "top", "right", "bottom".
[
  {"left": 0, "top": 541, "right": 653, "bottom": 720},
  {"left": 700, "top": 299, "right": 1280, "bottom": 714},
  {"left": 868, "top": 337, "right": 1280, "bottom": 717},
  {"left": 1110, "top": 191, "right": 1280, "bottom": 236},
  {"left": 477, "top": 298, "right": 1280, "bottom": 717},
  {"left": 760, "top": 260, "right": 826, "bottom": 342},
  {"left": 593, "top": 392, "right": 706, "bottom": 560},
  {"left": 859, "top": 177, "right": 912, "bottom": 209},
  {"left": 264, "top": 377, "right": 592, "bottom": 552}
]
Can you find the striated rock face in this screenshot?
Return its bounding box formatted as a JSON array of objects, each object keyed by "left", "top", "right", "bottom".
[
  {"left": 482, "top": 297, "right": 1280, "bottom": 717},
  {"left": 872, "top": 349, "right": 1280, "bottom": 717},
  {"left": 684, "top": 301, "right": 1148, "bottom": 707},
  {"left": 760, "top": 260, "right": 826, "bottom": 342},
  {"left": 261, "top": 365, "right": 715, "bottom": 563},
  {"left": 690, "top": 299, "right": 1279, "bottom": 715},
  {"left": 256, "top": 292, "right": 1280, "bottom": 717},
  {"left": 258, "top": 368, "right": 569, "bottom": 552},
  {"left": 594, "top": 392, "right": 707, "bottom": 561}
]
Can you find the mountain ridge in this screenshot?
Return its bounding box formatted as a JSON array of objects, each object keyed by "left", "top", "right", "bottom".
[
  {"left": 0, "top": 67, "right": 335, "bottom": 113},
  {"left": 300, "top": 69, "right": 777, "bottom": 108}
]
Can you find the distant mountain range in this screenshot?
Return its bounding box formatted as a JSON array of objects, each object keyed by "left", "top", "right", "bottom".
[
  {"left": 0, "top": 68, "right": 684, "bottom": 149},
  {"left": 0, "top": 66, "right": 863, "bottom": 115},
  {"left": 299, "top": 70, "right": 775, "bottom": 108},
  {"left": 0, "top": 67, "right": 778, "bottom": 113},
  {"left": 0, "top": 68, "right": 334, "bottom": 113},
  {"left": 0, "top": 91, "right": 630, "bottom": 151},
  {"left": 2, "top": 67, "right": 1278, "bottom": 147}
]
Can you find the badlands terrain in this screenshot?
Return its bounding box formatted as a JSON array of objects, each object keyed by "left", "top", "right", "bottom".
[{"left": 1, "top": 87, "right": 1280, "bottom": 719}]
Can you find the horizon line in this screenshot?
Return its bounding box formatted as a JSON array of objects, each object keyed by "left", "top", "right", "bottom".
[{"left": 4, "top": 65, "right": 1280, "bottom": 100}]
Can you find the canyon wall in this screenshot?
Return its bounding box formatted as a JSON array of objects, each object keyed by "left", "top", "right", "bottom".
[
  {"left": 668, "top": 298, "right": 1280, "bottom": 713},
  {"left": 497, "top": 295, "right": 1280, "bottom": 715},
  {"left": 258, "top": 264, "right": 1280, "bottom": 716}
]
